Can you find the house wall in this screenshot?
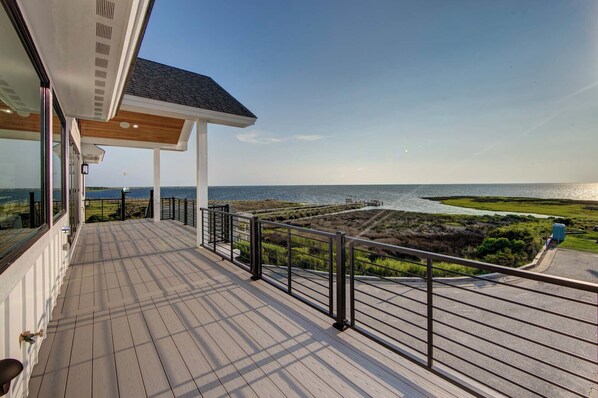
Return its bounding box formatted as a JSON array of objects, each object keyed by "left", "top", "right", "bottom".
[
  {"left": 0, "top": 216, "right": 69, "bottom": 398},
  {"left": 0, "top": 118, "right": 81, "bottom": 398}
]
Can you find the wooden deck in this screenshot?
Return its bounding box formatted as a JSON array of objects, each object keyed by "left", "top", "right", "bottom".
[{"left": 28, "top": 219, "right": 473, "bottom": 398}]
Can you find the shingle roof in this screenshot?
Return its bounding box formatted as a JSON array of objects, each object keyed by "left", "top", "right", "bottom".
[{"left": 124, "top": 58, "right": 256, "bottom": 119}]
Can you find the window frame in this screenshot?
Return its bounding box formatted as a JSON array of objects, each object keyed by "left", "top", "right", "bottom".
[
  {"left": 0, "top": 0, "right": 52, "bottom": 274},
  {"left": 52, "top": 95, "right": 67, "bottom": 222}
]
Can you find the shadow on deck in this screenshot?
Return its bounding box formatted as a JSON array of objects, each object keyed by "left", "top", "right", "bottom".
[{"left": 28, "top": 219, "right": 472, "bottom": 398}]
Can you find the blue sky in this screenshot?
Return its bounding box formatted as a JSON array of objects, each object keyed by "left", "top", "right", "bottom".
[{"left": 89, "top": 0, "right": 598, "bottom": 187}]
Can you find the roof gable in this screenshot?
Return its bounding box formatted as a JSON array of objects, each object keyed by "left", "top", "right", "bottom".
[{"left": 124, "top": 58, "right": 256, "bottom": 119}]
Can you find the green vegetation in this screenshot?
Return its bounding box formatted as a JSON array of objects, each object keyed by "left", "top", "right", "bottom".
[
  {"left": 234, "top": 238, "right": 484, "bottom": 278},
  {"left": 84, "top": 199, "right": 149, "bottom": 223},
  {"left": 429, "top": 196, "right": 598, "bottom": 254},
  {"left": 227, "top": 208, "right": 555, "bottom": 278},
  {"left": 293, "top": 209, "right": 552, "bottom": 269},
  {"left": 210, "top": 200, "right": 365, "bottom": 221},
  {"left": 430, "top": 196, "right": 598, "bottom": 221},
  {"left": 559, "top": 231, "right": 598, "bottom": 254},
  {"left": 85, "top": 186, "right": 114, "bottom": 192},
  {"left": 210, "top": 200, "right": 304, "bottom": 213}
]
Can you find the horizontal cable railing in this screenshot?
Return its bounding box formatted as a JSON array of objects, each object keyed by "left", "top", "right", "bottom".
[
  {"left": 84, "top": 197, "right": 151, "bottom": 223},
  {"left": 346, "top": 237, "right": 598, "bottom": 398},
  {"left": 200, "top": 207, "right": 253, "bottom": 271},
  {"left": 258, "top": 219, "right": 336, "bottom": 316},
  {"left": 181, "top": 205, "right": 597, "bottom": 398}
]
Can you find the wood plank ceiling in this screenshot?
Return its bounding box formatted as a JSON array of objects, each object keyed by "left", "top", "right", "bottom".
[{"left": 80, "top": 110, "right": 185, "bottom": 145}]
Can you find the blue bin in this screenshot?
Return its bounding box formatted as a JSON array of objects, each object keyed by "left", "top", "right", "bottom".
[{"left": 552, "top": 223, "right": 566, "bottom": 242}]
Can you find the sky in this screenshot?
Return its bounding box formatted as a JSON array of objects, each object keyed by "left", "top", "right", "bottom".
[{"left": 88, "top": 0, "right": 598, "bottom": 187}]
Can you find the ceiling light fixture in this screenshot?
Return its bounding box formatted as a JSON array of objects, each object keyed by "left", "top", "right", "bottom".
[
  {"left": 119, "top": 121, "right": 130, "bottom": 129},
  {"left": 1, "top": 108, "right": 13, "bottom": 114},
  {"left": 132, "top": 124, "right": 139, "bottom": 128}
]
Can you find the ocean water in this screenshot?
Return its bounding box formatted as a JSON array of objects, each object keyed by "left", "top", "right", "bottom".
[{"left": 79, "top": 183, "right": 598, "bottom": 215}]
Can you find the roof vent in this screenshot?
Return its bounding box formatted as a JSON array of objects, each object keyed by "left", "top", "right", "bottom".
[
  {"left": 95, "top": 58, "right": 108, "bottom": 68},
  {"left": 95, "top": 42, "right": 110, "bottom": 56},
  {"left": 95, "top": 23, "right": 112, "bottom": 40},
  {"left": 96, "top": 0, "right": 115, "bottom": 19}
]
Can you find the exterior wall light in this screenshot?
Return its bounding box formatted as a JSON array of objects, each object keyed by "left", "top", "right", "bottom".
[{"left": 81, "top": 163, "right": 89, "bottom": 175}]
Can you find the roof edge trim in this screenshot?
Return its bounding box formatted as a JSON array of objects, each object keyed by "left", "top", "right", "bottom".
[
  {"left": 121, "top": 94, "right": 257, "bottom": 128},
  {"left": 107, "top": 0, "right": 155, "bottom": 120}
]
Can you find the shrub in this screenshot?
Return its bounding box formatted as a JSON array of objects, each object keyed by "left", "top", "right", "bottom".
[{"left": 476, "top": 237, "right": 511, "bottom": 256}]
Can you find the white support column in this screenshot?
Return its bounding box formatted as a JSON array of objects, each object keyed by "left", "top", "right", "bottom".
[
  {"left": 153, "top": 148, "right": 161, "bottom": 222},
  {"left": 196, "top": 120, "right": 208, "bottom": 247}
]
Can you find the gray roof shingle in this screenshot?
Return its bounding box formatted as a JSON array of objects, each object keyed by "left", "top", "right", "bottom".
[{"left": 124, "top": 58, "right": 256, "bottom": 119}]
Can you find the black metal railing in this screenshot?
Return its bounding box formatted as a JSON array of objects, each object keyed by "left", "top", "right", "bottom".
[
  {"left": 200, "top": 207, "right": 253, "bottom": 271},
  {"left": 84, "top": 197, "right": 151, "bottom": 223},
  {"left": 192, "top": 207, "right": 598, "bottom": 398},
  {"left": 345, "top": 238, "right": 598, "bottom": 398},
  {"left": 259, "top": 219, "right": 336, "bottom": 316},
  {"left": 160, "top": 198, "right": 227, "bottom": 228}
]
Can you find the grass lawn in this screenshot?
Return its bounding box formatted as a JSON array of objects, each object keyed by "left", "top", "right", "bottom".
[
  {"left": 560, "top": 231, "right": 598, "bottom": 254},
  {"left": 430, "top": 196, "right": 598, "bottom": 221},
  {"left": 428, "top": 196, "right": 598, "bottom": 254}
]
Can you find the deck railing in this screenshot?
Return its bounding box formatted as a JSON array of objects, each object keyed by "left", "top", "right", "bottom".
[
  {"left": 194, "top": 206, "right": 598, "bottom": 398},
  {"left": 84, "top": 197, "right": 151, "bottom": 223}
]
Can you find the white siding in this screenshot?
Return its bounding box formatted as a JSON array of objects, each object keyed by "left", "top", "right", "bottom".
[{"left": 0, "top": 217, "right": 70, "bottom": 398}]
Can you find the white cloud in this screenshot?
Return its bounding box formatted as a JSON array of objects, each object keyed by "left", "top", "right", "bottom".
[
  {"left": 236, "top": 131, "right": 283, "bottom": 144},
  {"left": 293, "top": 135, "right": 325, "bottom": 141},
  {"left": 235, "top": 131, "right": 326, "bottom": 144}
]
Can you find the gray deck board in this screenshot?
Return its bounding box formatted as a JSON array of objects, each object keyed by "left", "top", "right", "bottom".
[{"left": 28, "top": 219, "right": 474, "bottom": 398}]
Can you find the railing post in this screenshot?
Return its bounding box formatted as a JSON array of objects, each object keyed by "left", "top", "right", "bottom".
[
  {"left": 29, "top": 191, "right": 35, "bottom": 228},
  {"left": 224, "top": 204, "right": 230, "bottom": 242},
  {"left": 349, "top": 243, "right": 355, "bottom": 326},
  {"left": 149, "top": 189, "right": 154, "bottom": 218},
  {"left": 328, "top": 236, "right": 334, "bottom": 316},
  {"left": 334, "top": 232, "right": 347, "bottom": 330},
  {"left": 212, "top": 210, "right": 217, "bottom": 252},
  {"left": 200, "top": 208, "right": 205, "bottom": 246},
  {"left": 121, "top": 191, "right": 126, "bottom": 221},
  {"left": 230, "top": 214, "right": 234, "bottom": 262},
  {"left": 287, "top": 229, "right": 292, "bottom": 294},
  {"left": 427, "top": 258, "right": 434, "bottom": 368},
  {"left": 192, "top": 201, "right": 196, "bottom": 227},
  {"left": 171, "top": 197, "right": 175, "bottom": 220},
  {"left": 184, "top": 199, "right": 188, "bottom": 225},
  {"left": 250, "top": 216, "right": 261, "bottom": 280}
]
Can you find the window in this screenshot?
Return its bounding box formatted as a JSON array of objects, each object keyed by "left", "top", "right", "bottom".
[
  {"left": 0, "top": 3, "right": 48, "bottom": 269},
  {"left": 52, "top": 102, "right": 65, "bottom": 219},
  {"left": 68, "top": 139, "right": 82, "bottom": 243}
]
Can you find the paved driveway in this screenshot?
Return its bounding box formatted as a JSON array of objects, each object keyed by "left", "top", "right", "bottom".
[{"left": 541, "top": 248, "right": 598, "bottom": 284}]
